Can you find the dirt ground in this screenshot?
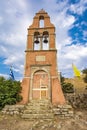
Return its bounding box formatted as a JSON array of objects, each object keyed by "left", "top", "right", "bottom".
[{"left": 0, "top": 110, "right": 87, "bottom": 130}]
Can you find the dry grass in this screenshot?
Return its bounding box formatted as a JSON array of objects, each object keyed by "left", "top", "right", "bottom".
[{"left": 65, "top": 75, "right": 87, "bottom": 93}]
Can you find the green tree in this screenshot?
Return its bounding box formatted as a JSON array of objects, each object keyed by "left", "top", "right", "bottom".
[
  {"left": 60, "top": 76, "right": 74, "bottom": 93},
  {"left": 82, "top": 68, "right": 87, "bottom": 83},
  {"left": 0, "top": 77, "right": 22, "bottom": 110}
]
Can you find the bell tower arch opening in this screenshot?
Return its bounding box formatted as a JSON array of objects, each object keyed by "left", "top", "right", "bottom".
[
  {"left": 33, "top": 31, "right": 49, "bottom": 50},
  {"left": 34, "top": 31, "right": 40, "bottom": 50},
  {"left": 39, "top": 15, "right": 44, "bottom": 28},
  {"left": 42, "top": 31, "right": 49, "bottom": 50}
]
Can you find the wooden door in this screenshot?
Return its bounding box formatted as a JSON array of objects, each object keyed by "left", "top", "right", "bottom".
[{"left": 32, "top": 70, "right": 49, "bottom": 99}]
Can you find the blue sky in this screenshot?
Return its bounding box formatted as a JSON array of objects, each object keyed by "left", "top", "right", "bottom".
[{"left": 0, "top": 0, "right": 87, "bottom": 80}]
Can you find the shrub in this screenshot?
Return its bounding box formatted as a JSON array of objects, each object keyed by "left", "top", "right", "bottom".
[
  {"left": 0, "top": 77, "right": 22, "bottom": 110},
  {"left": 83, "top": 74, "right": 87, "bottom": 83},
  {"left": 62, "top": 82, "right": 74, "bottom": 93},
  {"left": 82, "top": 68, "right": 87, "bottom": 74},
  {"left": 61, "top": 76, "right": 74, "bottom": 93},
  {"left": 82, "top": 68, "right": 87, "bottom": 83}
]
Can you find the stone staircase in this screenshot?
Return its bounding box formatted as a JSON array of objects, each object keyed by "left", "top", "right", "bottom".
[{"left": 21, "top": 99, "right": 54, "bottom": 120}]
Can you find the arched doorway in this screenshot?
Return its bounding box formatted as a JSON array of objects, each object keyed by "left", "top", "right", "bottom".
[{"left": 32, "top": 70, "right": 49, "bottom": 99}]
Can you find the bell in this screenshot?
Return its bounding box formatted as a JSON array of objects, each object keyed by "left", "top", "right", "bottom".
[
  {"left": 34, "top": 37, "right": 39, "bottom": 44},
  {"left": 43, "top": 36, "right": 48, "bottom": 43}
]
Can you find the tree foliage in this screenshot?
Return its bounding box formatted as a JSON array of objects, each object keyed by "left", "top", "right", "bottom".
[
  {"left": 83, "top": 75, "right": 87, "bottom": 83},
  {"left": 0, "top": 77, "right": 22, "bottom": 110},
  {"left": 82, "top": 68, "right": 87, "bottom": 74},
  {"left": 82, "top": 68, "right": 87, "bottom": 83},
  {"left": 61, "top": 76, "right": 74, "bottom": 93}
]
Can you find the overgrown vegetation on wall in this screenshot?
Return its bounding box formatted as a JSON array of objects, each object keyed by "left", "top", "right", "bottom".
[
  {"left": 61, "top": 69, "right": 87, "bottom": 109},
  {"left": 0, "top": 77, "right": 22, "bottom": 110},
  {"left": 61, "top": 76, "right": 74, "bottom": 93},
  {"left": 65, "top": 93, "right": 87, "bottom": 109}
]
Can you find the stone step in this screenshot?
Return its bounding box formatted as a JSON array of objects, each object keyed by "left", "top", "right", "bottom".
[
  {"left": 22, "top": 113, "right": 54, "bottom": 119},
  {"left": 23, "top": 109, "right": 53, "bottom": 114},
  {"left": 27, "top": 101, "right": 51, "bottom": 105},
  {"left": 21, "top": 99, "right": 54, "bottom": 120},
  {"left": 26, "top": 104, "right": 51, "bottom": 107},
  {"left": 25, "top": 101, "right": 52, "bottom": 110},
  {"left": 29, "top": 99, "right": 50, "bottom": 102},
  {"left": 27, "top": 102, "right": 50, "bottom": 106},
  {"left": 28, "top": 100, "right": 51, "bottom": 105},
  {"left": 25, "top": 105, "right": 52, "bottom": 110}
]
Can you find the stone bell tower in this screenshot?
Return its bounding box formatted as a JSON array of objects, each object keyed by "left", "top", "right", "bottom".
[{"left": 21, "top": 9, "right": 65, "bottom": 105}]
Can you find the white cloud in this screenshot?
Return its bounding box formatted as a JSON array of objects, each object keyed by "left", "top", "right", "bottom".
[
  {"left": 53, "top": 6, "right": 75, "bottom": 51},
  {"left": 70, "top": 0, "right": 87, "bottom": 15},
  {"left": 3, "top": 51, "right": 24, "bottom": 75},
  {"left": 0, "top": 0, "right": 87, "bottom": 79},
  {"left": 0, "top": 0, "right": 32, "bottom": 77},
  {"left": 58, "top": 43, "right": 87, "bottom": 77},
  {"left": 4, "top": 53, "right": 24, "bottom": 64},
  {"left": 0, "top": 16, "right": 3, "bottom": 24},
  {"left": 0, "top": 73, "right": 9, "bottom": 79},
  {"left": 64, "top": 44, "right": 87, "bottom": 60},
  {"left": 62, "top": 15, "right": 75, "bottom": 27},
  {"left": 83, "top": 30, "right": 87, "bottom": 38},
  {"left": 0, "top": 45, "right": 8, "bottom": 55}
]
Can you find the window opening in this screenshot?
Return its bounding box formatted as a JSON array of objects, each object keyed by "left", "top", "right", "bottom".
[
  {"left": 34, "top": 32, "right": 40, "bottom": 50},
  {"left": 39, "top": 15, "right": 44, "bottom": 28},
  {"left": 40, "top": 19, "right": 44, "bottom": 28},
  {"left": 34, "top": 43, "right": 40, "bottom": 50},
  {"left": 42, "top": 37, "right": 49, "bottom": 50},
  {"left": 42, "top": 31, "right": 49, "bottom": 50}
]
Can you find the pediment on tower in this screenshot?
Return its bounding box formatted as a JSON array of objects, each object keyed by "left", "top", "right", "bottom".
[{"left": 29, "top": 9, "right": 55, "bottom": 28}]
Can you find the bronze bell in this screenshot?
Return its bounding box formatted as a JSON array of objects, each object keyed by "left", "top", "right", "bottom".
[
  {"left": 34, "top": 36, "right": 39, "bottom": 44},
  {"left": 43, "top": 36, "right": 48, "bottom": 43}
]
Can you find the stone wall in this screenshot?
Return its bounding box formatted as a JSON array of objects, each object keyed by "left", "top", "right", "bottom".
[
  {"left": 1, "top": 105, "right": 24, "bottom": 115},
  {"left": 1, "top": 93, "right": 87, "bottom": 118},
  {"left": 1, "top": 103, "right": 74, "bottom": 119},
  {"left": 53, "top": 104, "right": 74, "bottom": 118},
  {"left": 65, "top": 93, "right": 87, "bottom": 109}
]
